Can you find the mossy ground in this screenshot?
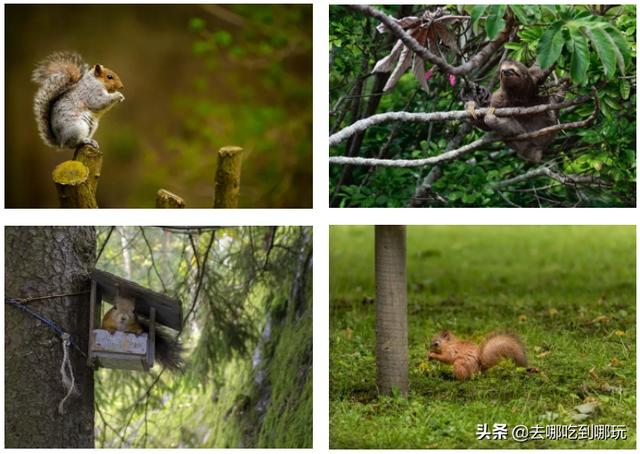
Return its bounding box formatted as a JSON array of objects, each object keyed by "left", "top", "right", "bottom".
[{"left": 330, "top": 226, "right": 635, "bottom": 448}]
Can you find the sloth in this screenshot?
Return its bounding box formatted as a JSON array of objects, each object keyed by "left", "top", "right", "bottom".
[{"left": 467, "top": 60, "right": 559, "bottom": 163}]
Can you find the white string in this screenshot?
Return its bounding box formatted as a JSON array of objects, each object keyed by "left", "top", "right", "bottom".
[{"left": 58, "top": 333, "right": 76, "bottom": 415}]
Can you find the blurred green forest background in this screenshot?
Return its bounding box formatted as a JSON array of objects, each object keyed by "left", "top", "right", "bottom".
[
  {"left": 6, "top": 5, "right": 312, "bottom": 208},
  {"left": 94, "top": 226, "right": 312, "bottom": 447}
]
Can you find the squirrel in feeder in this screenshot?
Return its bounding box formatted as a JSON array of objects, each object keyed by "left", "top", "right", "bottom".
[
  {"left": 102, "top": 295, "right": 184, "bottom": 371},
  {"left": 32, "top": 51, "right": 125, "bottom": 150}
]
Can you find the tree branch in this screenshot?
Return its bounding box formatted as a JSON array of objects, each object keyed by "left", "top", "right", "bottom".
[
  {"left": 329, "top": 102, "right": 596, "bottom": 169},
  {"left": 492, "top": 167, "right": 603, "bottom": 189},
  {"left": 350, "top": 5, "right": 513, "bottom": 76},
  {"left": 329, "top": 135, "right": 494, "bottom": 168},
  {"left": 329, "top": 95, "right": 591, "bottom": 146}
]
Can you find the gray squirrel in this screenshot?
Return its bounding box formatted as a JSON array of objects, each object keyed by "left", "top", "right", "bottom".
[{"left": 32, "top": 51, "right": 125, "bottom": 150}]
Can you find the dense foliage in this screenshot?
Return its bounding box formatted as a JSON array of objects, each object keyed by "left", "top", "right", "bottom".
[
  {"left": 329, "top": 5, "right": 636, "bottom": 207},
  {"left": 94, "top": 226, "right": 312, "bottom": 447},
  {"left": 330, "top": 226, "right": 636, "bottom": 448}
]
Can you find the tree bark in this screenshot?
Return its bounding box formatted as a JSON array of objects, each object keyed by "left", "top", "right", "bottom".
[
  {"left": 5, "top": 226, "right": 96, "bottom": 447},
  {"left": 375, "top": 225, "right": 408, "bottom": 396}
]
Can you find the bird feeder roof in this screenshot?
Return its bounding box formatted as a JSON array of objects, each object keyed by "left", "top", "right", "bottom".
[{"left": 91, "top": 268, "right": 182, "bottom": 330}]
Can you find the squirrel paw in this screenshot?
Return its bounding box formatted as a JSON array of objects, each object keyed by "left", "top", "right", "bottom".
[{"left": 116, "top": 93, "right": 125, "bottom": 102}]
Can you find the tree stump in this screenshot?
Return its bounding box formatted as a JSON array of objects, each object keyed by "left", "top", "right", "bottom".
[
  {"left": 75, "top": 145, "right": 103, "bottom": 196},
  {"left": 52, "top": 161, "right": 97, "bottom": 208},
  {"left": 214, "top": 146, "right": 244, "bottom": 208},
  {"left": 51, "top": 145, "right": 103, "bottom": 208},
  {"left": 156, "top": 189, "right": 186, "bottom": 208}
]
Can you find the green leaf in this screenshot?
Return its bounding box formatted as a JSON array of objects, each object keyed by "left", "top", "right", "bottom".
[
  {"left": 603, "top": 95, "right": 622, "bottom": 111},
  {"left": 603, "top": 24, "right": 630, "bottom": 73},
  {"left": 581, "top": 25, "right": 617, "bottom": 78},
  {"left": 509, "top": 5, "right": 530, "bottom": 25},
  {"left": 537, "top": 22, "right": 565, "bottom": 68},
  {"left": 504, "top": 42, "right": 522, "bottom": 50},
  {"left": 620, "top": 79, "right": 631, "bottom": 100},
  {"left": 470, "top": 5, "right": 488, "bottom": 26},
  {"left": 569, "top": 29, "right": 590, "bottom": 84},
  {"left": 462, "top": 193, "right": 477, "bottom": 204},
  {"left": 518, "top": 28, "right": 542, "bottom": 42},
  {"left": 486, "top": 5, "right": 507, "bottom": 39}
]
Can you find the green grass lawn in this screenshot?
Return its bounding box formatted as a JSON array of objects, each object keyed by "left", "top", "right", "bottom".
[{"left": 330, "top": 226, "right": 636, "bottom": 448}]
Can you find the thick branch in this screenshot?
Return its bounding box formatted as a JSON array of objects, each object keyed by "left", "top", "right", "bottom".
[
  {"left": 329, "top": 135, "right": 493, "bottom": 168},
  {"left": 329, "top": 95, "right": 591, "bottom": 146},
  {"left": 350, "top": 5, "right": 513, "bottom": 76},
  {"left": 505, "top": 106, "right": 598, "bottom": 142},
  {"left": 329, "top": 108, "right": 595, "bottom": 169}
]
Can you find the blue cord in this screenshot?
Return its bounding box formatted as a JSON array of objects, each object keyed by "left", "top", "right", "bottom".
[{"left": 5, "top": 298, "right": 87, "bottom": 357}]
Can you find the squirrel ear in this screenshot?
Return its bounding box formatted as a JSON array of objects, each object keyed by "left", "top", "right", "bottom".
[
  {"left": 94, "top": 64, "right": 103, "bottom": 76},
  {"left": 440, "top": 330, "right": 450, "bottom": 338}
]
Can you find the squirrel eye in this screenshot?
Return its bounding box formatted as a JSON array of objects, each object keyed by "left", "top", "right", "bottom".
[{"left": 107, "top": 74, "right": 113, "bottom": 80}]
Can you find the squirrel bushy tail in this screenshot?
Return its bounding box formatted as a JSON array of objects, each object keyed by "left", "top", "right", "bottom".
[
  {"left": 32, "top": 51, "right": 88, "bottom": 147},
  {"left": 479, "top": 332, "right": 527, "bottom": 370},
  {"left": 137, "top": 318, "right": 184, "bottom": 372}
]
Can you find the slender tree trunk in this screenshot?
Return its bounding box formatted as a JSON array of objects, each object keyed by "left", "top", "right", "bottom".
[
  {"left": 375, "top": 225, "right": 408, "bottom": 396},
  {"left": 5, "top": 227, "right": 96, "bottom": 447},
  {"left": 118, "top": 226, "right": 132, "bottom": 280}
]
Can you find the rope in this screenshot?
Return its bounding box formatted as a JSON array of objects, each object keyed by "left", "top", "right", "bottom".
[{"left": 58, "top": 333, "right": 76, "bottom": 415}]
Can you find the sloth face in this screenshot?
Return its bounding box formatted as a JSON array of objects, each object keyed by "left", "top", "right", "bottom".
[{"left": 499, "top": 61, "right": 533, "bottom": 93}]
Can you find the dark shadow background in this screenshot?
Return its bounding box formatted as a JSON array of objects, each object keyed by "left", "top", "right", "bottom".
[{"left": 6, "top": 4, "right": 312, "bottom": 208}]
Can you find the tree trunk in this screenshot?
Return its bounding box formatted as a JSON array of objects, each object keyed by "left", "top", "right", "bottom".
[
  {"left": 374, "top": 225, "right": 408, "bottom": 396},
  {"left": 5, "top": 226, "right": 96, "bottom": 448}
]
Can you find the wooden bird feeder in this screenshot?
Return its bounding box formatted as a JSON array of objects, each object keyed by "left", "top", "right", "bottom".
[{"left": 88, "top": 269, "right": 182, "bottom": 371}]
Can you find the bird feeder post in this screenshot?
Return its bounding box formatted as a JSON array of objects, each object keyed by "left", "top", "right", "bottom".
[
  {"left": 87, "top": 278, "right": 102, "bottom": 368},
  {"left": 148, "top": 307, "right": 156, "bottom": 370}
]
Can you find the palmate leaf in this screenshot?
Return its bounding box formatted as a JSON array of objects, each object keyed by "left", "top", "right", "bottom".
[
  {"left": 537, "top": 22, "right": 564, "bottom": 68},
  {"left": 486, "top": 5, "right": 506, "bottom": 39},
  {"left": 429, "top": 21, "right": 460, "bottom": 54},
  {"left": 372, "top": 39, "right": 404, "bottom": 73},
  {"left": 412, "top": 55, "right": 429, "bottom": 91},
  {"left": 509, "top": 5, "right": 531, "bottom": 26},
  {"left": 470, "top": 5, "right": 488, "bottom": 26},
  {"left": 383, "top": 45, "right": 412, "bottom": 92},
  {"left": 569, "top": 28, "right": 590, "bottom": 84},
  {"left": 581, "top": 25, "right": 617, "bottom": 77},
  {"left": 603, "top": 23, "right": 631, "bottom": 71},
  {"left": 371, "top": 10, "right": 465, "bottom": 92},
  {"left": 376, "top": 15, "right": 420, "bottom": 34}
]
